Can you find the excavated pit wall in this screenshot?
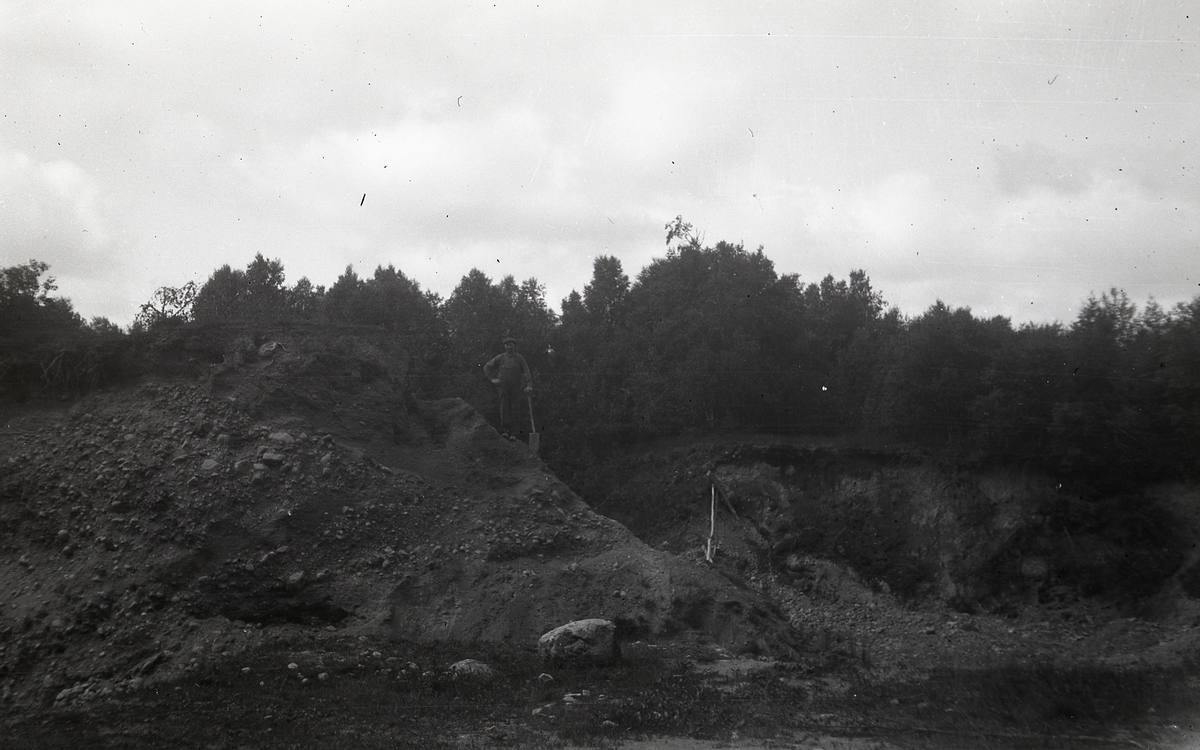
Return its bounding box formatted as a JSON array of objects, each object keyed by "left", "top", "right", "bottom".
[{"left": 591, "top": 442, "right": 1195, "bottom": 614}]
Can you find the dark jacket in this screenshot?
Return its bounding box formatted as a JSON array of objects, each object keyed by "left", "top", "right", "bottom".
[{"left": 484, "top": 352, "right": 531, "bottom": 388}]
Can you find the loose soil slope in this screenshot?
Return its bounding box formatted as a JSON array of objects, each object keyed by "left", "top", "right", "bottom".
[{"left": 0, "top": 326, "right": 792, "bottom": 709}]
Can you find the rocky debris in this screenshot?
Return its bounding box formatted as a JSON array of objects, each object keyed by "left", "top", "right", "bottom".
[
  {"left": 13, "top": 326, "right": 1196, "bottom": 744},
  {"left": 538, "top": 619, "right": 618, "bottom": 666},
  {"left": 0, "top": 330, "right": 800, "bottom": 715}
]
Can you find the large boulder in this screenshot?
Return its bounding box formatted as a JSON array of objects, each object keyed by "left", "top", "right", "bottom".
[
  {"left": 449, "top": 659, "right": 498, "bottom": 683},
  {"left": 537, "top": 619, "right": 618, "bottom": 666}
]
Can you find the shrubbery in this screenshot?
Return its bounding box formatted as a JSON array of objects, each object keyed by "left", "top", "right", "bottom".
[{"left": 6, "top": 220, "right": 1199, "bottom": 487}]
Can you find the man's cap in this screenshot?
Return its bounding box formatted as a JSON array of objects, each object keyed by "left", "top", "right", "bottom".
[{"left": 502, "top": 336, "right": 517, "bottom": 344}]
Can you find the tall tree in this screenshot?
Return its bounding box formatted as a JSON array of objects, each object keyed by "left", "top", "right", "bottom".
[
  {"left": 621, "top": 238, "right": 807, "bottom": 433},
  {"left": 865, "top": 302, "right": 1013, "bottom": 444},
  {"left": 0, "top": 260, "right": 81, "bottom": 336},
  {"left": 192, "top": 254, "right": 291, "bottom": 323},
  {"left": 0, "top": 260, "right": 123, "bottom": 397}
]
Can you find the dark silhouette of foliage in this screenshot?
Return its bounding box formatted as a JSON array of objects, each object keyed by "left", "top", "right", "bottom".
[
  {"left": 583, "top": 255, "right": 631, "bottom": 334},
  {"left": 544, "top": 231, "right": 810, "bottom": 457},
  {"left": 10, "top": 220, "right": 1200, "bottom": 487},
  {"left": 864, "top": 302, "right": 1013, "bottom": 444},
  {"left": 801, "top": 270, "right": 895, "bottom": 432},
  {"left": 324, "top": 264, "right": 448, "bottom": 396},
  {"left": 621, "top": 240, "right": 807, "bottom": 433},
  {"left": 192, "top": 254, "right": 299, "bottom": 323},
  {"left": 1, "top": 260, "right": 130, "bottom": 398},
  {"left": 132, "top": 281, "right": 197, "bottom": 331},
  {"left": 0, "top": 260, "right": 82, "bottom": 337}
]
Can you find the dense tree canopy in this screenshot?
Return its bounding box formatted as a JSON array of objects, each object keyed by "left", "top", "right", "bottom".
[
  {"left": 7, "top": 220, "right": 1199, "bottom": 487},
  {"left": 0, "top": 260, "right": 82, "bottom": 337},
  {"left": 0, "top": 261, "right": 122, "bottom": 395}
]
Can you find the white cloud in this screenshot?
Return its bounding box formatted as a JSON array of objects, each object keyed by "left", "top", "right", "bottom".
[
  {"left": 0, "top": 150, "right": 111, "bottom": 264},
  {"left": 0, "top": 1, "right": 1196, "bottom": 326}
]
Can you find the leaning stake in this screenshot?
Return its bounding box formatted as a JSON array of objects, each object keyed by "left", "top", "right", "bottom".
[{"left": 527, "top": 393, "right": 539, "bottom": 454}]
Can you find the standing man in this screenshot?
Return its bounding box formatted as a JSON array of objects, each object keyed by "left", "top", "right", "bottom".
[{"left": 484, "top": 336, "right": 532, "bottom": 440}]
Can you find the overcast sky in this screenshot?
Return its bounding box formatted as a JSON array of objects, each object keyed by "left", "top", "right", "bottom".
[{"left": 2, "top": 1, "right": 1197, "bottom": 327}]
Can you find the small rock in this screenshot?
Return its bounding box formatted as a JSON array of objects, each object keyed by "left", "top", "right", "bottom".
[
  {"left": 268, "top": 431, "right": 295, "bottom": 445},
  {"left": 258, "top": 342, "right": 279, "bottom": 359},
  {"left": 318, "top": 672, "right": 329, "bottom": 682},
  {"left": 537, "top": 673, "right": 554, "bottom": 683},
  {"left": 200, "top": 459, "right": 219, "bottom": 472},
  {"left": 261, "top": 453, "right": 285, "bottom": 468},
  {"left": 286, "top": 571, "right": 306, "bottom": 588},
  {"left": 288, "top": 662, "right": 299, "bottom": 671},
  {"left": 135, "top": 652, "right": 165, "bottom": 675}
]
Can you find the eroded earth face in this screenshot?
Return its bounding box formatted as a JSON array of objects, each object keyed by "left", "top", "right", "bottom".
[{"left": 1, "top": 328, "right": 1198, "bottom": 748}]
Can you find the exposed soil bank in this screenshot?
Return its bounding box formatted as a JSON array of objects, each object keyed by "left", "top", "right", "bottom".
[{"left": 2, "top": 326, "right": 1198, "bottom": 747}]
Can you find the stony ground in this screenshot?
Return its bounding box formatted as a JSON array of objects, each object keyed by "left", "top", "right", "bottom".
[{"left": 2, "top": 329, "right": 1199, "bottom": 748}]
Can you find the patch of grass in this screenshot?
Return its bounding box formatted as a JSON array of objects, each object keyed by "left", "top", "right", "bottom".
[
  {"left": 857, "top": 660, "right": 1198, "bottom": 733},
  {"left": 981, "top": 662, "right": 1189, "bottom": 725},
  {"left": 552, "top": 664, "right": 738, "bottom": 742},
  {"left": 16, "top": 635, "right": 1197, "bottom": 748}
]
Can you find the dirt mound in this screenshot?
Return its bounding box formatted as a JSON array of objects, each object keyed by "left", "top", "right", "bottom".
[{"left": 0, "top": 326, "right": 794, "bottom": 707}]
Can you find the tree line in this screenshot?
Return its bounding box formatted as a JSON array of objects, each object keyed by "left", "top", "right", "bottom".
[{"left": 4, "top": 217, "right": 1198, "bottom": 487}]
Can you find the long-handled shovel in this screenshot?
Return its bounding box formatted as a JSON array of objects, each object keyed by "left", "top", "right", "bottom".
[{"left": 527, "top": 393, "right": 539, "bottom": 453}]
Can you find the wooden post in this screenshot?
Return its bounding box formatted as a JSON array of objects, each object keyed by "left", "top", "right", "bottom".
[{"left": 705, "top": 484, "right": 717, "bottom": 563}]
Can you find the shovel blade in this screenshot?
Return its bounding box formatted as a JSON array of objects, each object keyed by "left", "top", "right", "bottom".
[{"left": 529, "top": 432, "right": 540, "bottom": 453}]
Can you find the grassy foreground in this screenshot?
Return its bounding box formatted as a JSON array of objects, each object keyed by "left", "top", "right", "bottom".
[{"left": 6, "top": 632, "right": 1197, "bottom": 749}]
